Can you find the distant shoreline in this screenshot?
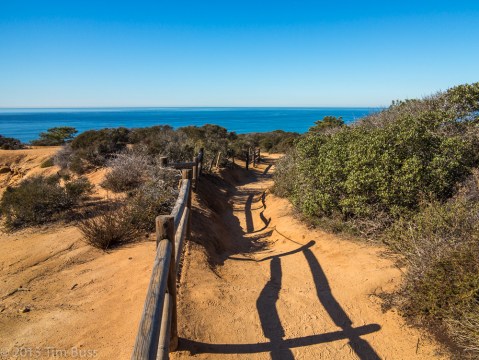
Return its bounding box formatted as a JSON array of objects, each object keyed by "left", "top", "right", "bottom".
[{"left": 0, "top": 107, "right": 381, "bottom": 143}]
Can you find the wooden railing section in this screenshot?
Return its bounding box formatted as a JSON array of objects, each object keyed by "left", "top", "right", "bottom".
[
  {"left": 245, "top": 147, "right": 260, "bottom": 170},
  {"left": 131, "top": 150, "right": 204, "bottom": 360}
]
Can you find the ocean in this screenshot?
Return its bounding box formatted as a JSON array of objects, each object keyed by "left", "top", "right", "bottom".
[{"left": 0, "top": 107, "right": 380, "bottom": 143}]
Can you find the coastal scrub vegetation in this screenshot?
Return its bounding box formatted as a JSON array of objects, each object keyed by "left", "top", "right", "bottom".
[
  {"left": 273, "top": 82, "right": 479, "bottom": 357},
  {"left": 31, "top": 126, "right": 78, "bottom": 146},
  {"left": 0, "top": 135, "right": 23, "bottom": 150},
  {"left": 0, "top": 175, "right": 92, "bottom": 229},
  {"left": 79, "top": 157, "right": 180, "bottom": 249},
  {"left": 232, "top": 130, "right": 299, "bottom": 156}
]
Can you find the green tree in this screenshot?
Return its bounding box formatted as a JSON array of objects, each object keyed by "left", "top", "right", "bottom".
[
  {"left": 308, "top": 116, "right": 345, "bottom": 133},
  {"left": 31, "top": 127, "right": 78, "bottom": 146}
]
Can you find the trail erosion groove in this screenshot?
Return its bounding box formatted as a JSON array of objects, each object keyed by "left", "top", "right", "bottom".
[{"left": 171, "top": 154, "right": 446, "bottom": 360}]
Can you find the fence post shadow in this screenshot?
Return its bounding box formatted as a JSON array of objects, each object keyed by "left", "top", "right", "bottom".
[{"left": 302, "top": 248, "right": 382, "bottom": 360}]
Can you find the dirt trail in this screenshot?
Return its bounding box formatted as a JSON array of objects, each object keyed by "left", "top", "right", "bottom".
[{"left": 173, "top": 155, "right": 446, "bottom": 360}]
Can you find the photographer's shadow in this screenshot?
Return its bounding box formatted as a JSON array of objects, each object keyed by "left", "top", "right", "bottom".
[{"left": 180, "top": 240, "right": 381, "bottom": 359}]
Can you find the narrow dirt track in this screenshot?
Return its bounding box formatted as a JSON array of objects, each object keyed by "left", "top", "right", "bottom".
[{"left": 173, "top": 155, "right": 446, "bottom": 360}]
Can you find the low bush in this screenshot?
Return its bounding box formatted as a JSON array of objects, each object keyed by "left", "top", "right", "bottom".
[
  {"left": 0, "top": 175, "right": 92, "bottom": 229},
  {"left": 386, "top": 172, "right": 479, "bottom": 357},
  {"left": 232, "top": 130, "right": 299, "bottom": 157},
  {"left": 272, "top": 149, "right": 299, "bottom": 198},
  {"left": 127, "top": 168, "right": 180, "bottom": 232},
  {"left": 65, "top": 177, "right": 94, "bottom": 201},
  {"left": 129, "top": 125, "right": 194, "bottom": 162},
  {"left": 0, "top": 135, "right": 23, "bottom": 150},
  {"left": 101, "top": 152, "right": 150, "bottom": 192},
  {"left": 78, "top": 204, "right": 141, "bottom": 250},
  {"left": 65, "top": 127, "right": 130, "bottom": 173},
  {"left": 78, "top": 167, "right": 179, "bottom": 249}
]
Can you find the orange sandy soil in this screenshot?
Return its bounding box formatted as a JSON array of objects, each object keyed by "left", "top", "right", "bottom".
[
  {"left": 172, "top": 155, "right": 448, "bottom": 360},
  {"left": 0, "top": 149, "right": 448, "bottom": 359},
  {"left": 0, "top": 148, "right": 142, "bottom": 359}
]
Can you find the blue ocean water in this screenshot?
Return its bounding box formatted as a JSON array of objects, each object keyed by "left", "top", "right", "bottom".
[{"left": 0, "top": 107, "right": 380, "bottom": 143}]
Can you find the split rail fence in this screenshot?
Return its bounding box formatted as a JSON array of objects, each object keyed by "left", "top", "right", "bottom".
[{"left": 131, "top": 149, "right": 204, "bottom": 360}]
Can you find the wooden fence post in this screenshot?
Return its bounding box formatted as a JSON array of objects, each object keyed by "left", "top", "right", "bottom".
[
  {"left": 245, "top": 150, "right": 249, "bottom": 171},
  {"left": 192, "top": 156, "right": 198, "bottom": 191},
  {"left": 182, "top": 169, "right": 192, "bottom": 240},
  {"left": 215, "top": 151, "right": 221, "bottom": 169},
  {"left": 156, "top": 215, "right": 178, "bottom": 354},
  {"left": 159, "top": 157, "right": 168, "bottom": 168},
  {"left": 198, "top": 148, "right": 204, "bottom": 175}
]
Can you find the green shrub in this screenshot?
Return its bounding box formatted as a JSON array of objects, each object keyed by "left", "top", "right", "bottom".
[
  {"left": 277, "top": 83, "right": 479, "bottom": 229},
  {"left": 0, "top": 135, "right": 23, "bottom": 150},
  {"left": 0, "top": 175, "right": 92, "bottom": 229},
  {"left": 64, "top": 128, "right": 130, "bottom": 173},
  {"left": 272, "top": 149, "right": 299, "bottom": 198},
  {"left": 232, "top": 130, "right": 299, "bottom": 156}
]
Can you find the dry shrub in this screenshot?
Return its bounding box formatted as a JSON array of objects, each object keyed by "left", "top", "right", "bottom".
[
  {"left": 78, "top": 204, "right": 140, "bottom": 250},
  {"left": 79, "top": 166, "right": 179, "bottom": 248},
  {"left": 0, "top": 175, "right": 92, "bottom": 229},
  {"left": 101, "top": 152, "right": 150, "bottom": 192},
  {"left": 127, "top": 169, "right": 180, "bottom": 232}
]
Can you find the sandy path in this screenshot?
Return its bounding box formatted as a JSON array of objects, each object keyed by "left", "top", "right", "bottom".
[{"left": 173, "top": 155, "right": 446, "bottom": 360}]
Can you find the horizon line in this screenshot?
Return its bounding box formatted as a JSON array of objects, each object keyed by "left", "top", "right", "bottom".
[{"left": 0, "top": 105, "right": 386, "bottom": 110}]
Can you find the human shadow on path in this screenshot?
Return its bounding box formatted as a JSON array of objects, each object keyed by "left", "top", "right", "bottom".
[
  {"left": 256, "top": 257, "right": 294, "bottom": 360},
  {"left": 180, "top": 241, "right": 381, "bottom": 359}
]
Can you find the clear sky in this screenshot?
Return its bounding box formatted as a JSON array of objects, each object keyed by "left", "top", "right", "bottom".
[{"left": 1, "top": 1, "right": 478, "bottom": 107}]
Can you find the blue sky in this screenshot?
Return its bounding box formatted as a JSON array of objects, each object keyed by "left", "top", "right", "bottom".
[{"left": 1, "top": 1, "right": 478, "bottom": 107}]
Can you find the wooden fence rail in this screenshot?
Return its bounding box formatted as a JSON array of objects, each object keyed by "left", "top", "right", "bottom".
[{"left": 131, "top": 150, "right": 204, "bottom": 360}]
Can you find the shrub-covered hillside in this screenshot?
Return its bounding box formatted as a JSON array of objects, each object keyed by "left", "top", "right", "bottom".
[{"left": 274, "top": 82, "right": 479, "bottom": 357}]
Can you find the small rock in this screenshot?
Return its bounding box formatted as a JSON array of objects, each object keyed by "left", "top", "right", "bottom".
[
  {"left": 128, "top": 257, "right": 133, "bottom": 260},
  {"left": 71, "top": 283, "right": 78, "bottom": 290},
  {"left": 19, "top": 306, "right": 30, "bottom": 313}
]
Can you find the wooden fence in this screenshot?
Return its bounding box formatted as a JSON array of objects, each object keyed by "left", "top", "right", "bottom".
[
  {"left": 245, "top": 147, "right": 260, "bottom": 170},
  {"left": 131, "top": 150, "right": 204, "bottom": 360}
]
